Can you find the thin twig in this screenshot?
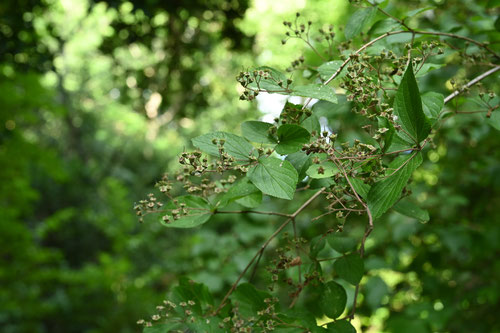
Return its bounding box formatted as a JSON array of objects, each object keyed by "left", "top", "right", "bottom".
[
  {"left": 213, "top": 188, "right": 325, "bottom": 315},
  {"left": 444, "top": 66, "right": 500, "bottom": 104}
]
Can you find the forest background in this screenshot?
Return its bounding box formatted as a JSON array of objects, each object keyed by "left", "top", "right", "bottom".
[{"left": 1, "top": 0, "right": 499, "bottom": 332}]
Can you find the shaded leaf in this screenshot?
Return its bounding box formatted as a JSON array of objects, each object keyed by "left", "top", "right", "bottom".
[
  {"left": 326, "top": 319, "right": 357, "bottom": 333},
  {"left": 377, "top": 116, "right": 395, "bottom": 152},
  {"left": 286, "top": 151, "right": 312, "bottom": 180},
  {"left": 320, "top": 281, "right": 347, "bottom": 319},
  {"left": 393, "top": 63, "right": 431, "bottom": 143},
  {"left": 327, "top": 234, "right": 358, "bottom": 253},
  {"left": 393, "top": 199, "right": 430, "bottom": 222},
  {"left": 334, "top": 254, "right": 364, "bottom": 285},
  {"left": 367, "top": 152, "right": 423, "bottom": 218},
  {"left": 276, "top": 124, "right": 311, "bottom": 155},
  {"left": 248, "top": 157, "right": 298, "bottom": 200},
  {"left": 231, "top": 283, "right": 271, "bottom": 318}
]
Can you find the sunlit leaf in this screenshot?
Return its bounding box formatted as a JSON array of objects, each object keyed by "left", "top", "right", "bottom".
[
  {"left": 345, "top": 7, "right": 377, "bottom": 40},
  {"left": 192, "top": 131, "right": 255, "bottom": 161},
  {"left": 241, "top": 121, "right": 277, "bottom": 144},
  {"left": 248, "top": 157, "right": 298, "bottom": 200}
]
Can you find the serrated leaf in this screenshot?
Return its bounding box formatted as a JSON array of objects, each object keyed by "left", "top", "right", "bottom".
[
  {"left": 334, "top": 254, "right": 364, "bottom": 285},
  {"left": 162, "top": 196, "right": 212, "bottom": 228},
  {"left": 377, "top": 116, "right": 395, "bottom": 152},
  {"left": 286, "top": 151, "right": 312, "bottom": 180},
  {"left": 192, "top": 131, "right": 255, "bottom": 162},
  {"left": 393, "top": 63, "right": 431, "bottom": 144},
  {"left": 349, "top": 177, "right": 371, "bottom": 198},
  {"left": 318, "top": 61, "right": 347, "bottom": 81},
  {"left": 306, "top": 161, "right": 338, "bottom": 179},
  {"left": 393, "top": 199, "right": 430, "bottom": 222},
  {"left": 276, "top": 124, "right": 311, "bottom": 155},
  {"left": 345, "top": 7, "right": 377, "bottom": 40},
  {"left": 421, "top": 92, "right": 444, "bottom": 121},
  {"left": 231, "top": 283, "right": 271, "bottom": 318},
  {"left": 218, "top": 178, "right": 262, "bottom": 208},
  {"left": 248, "top": 157, "right": 298, "bottom": 200},
  {"left": 320, "top": 281, "right": 347, "bottom": 319},
  {"left": 367, "top": 152, "right": 423, "bottom": 218},
  {"left": 327, "top": 234, "right": 358, "bottom": 253},
  {"left": 171, "top": 277, "right": 213, "bottom": 314},
  {"left": 241, "top": 121, "right": 277, "bottom": 144},
  {"left": 326, "top": 319, "right": 357, "bottom": 333},
  {"left": 292, "top": 84, "right": 337, "bottom": 104}
]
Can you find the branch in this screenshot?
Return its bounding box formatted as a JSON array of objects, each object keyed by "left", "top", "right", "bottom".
[
  {"left": 444, "top": 66, "right": 500, "bottom": 104},
  {"left": 213, "top": 187, "right": 325, "bottom": 315}
]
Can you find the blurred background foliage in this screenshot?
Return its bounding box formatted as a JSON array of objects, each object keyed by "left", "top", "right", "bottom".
[{"left": 0, "top": 0, "right": 499, "bottom": 332}]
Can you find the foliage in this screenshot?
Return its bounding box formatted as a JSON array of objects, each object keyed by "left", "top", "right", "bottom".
[{"left": 137, "top": 0, "right": 500, "bottom": 332}]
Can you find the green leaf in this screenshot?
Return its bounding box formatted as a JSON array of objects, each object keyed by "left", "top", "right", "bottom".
[
  {"left": 393, "top": 63, "right": 431, "bottom": 144},
  {"left": 310, "top": 235, "right": 327, "bottom": 258},
  {"left": 235, "top": 192, "right": 262, "bottom": 208},
  {"left": 349, "top": 178, "right": 370, "bottom": 199},
  {"left": 249, "top": 66, "right": 288, "bottom": 91},
  {"left": 320, "top": 281, "right": 347, "bottom": 319},
  {"left": 301, "top": 114, "right": 321, "bottom": 135},
  {"left": 487, "top": 110, "right": 500, "bottom": 131},
  {"left": 365, "top": 276, "right": 389, "bottom": 310},
  {"left": 231, "top": 283, "right": 271, "bottom": 318},
  {"left": 292, "top": 84, "right": 337, "bottom": 104},
  {"left": 404, "top": 6, "right": 435, "bottom": 19},
  {"left": 218, "top": 178, "right": 262, "bottom": 208},
  {"left": 377, "top": 116, "right": 395, "bottom": 152},
  {"left": 192, "top": 131, "right": 255, "bottom": 161},
  {"left": 143, "top": 323, "right": 183, "bottom": 333},
  {"left": 241, "top": 121, "right": 277, "bottom": 144},
  {"left": 171, "top": 277, "right": 214, "bottom": 314},
  {"left": 421, "top": 92, "right": 444, "bottom": 121},
  {"left": 248, "top": 157, "right": 298, "bottom": 200},
  {"left": 318, "top": 61, "right": 347, "bottom": 81},
  {"left": 286, "top": 151, "right": 312, "bottom": 180},
  {"left": 393, "top": 199, "right": 430, "bottom": 222},
  {"left": 334, "top": 254, "right": 364, "bottom": 285},
  {"left": 326, "top": 320, "right": 357, "bottom": 333},
  {"left": 327, "top": 234, "right": 358, "bottom": 253},
  {"left": 368, "top": 19, "right": 402, "bottom": 35},
  {"left": 345, "top": 7, "right": 377, "bottom": 40},
  {"left": 367, "top": 152, "right": 423, "bottom": 218},
  {"left": 306, "top": 161, "right": 338, "bottom": 179},
  {"left": 415, "top": 63, "right": 444, "bottom": 78},
  {"left": 276, "top": 124, "right": 311, "bottom": 155},
  {"left": 162, "top": 196, "right": 212, "bottom": 228}
]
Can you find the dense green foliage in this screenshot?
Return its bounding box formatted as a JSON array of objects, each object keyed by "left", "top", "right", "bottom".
[{"left": 1, "top": 0, "right": 499, "bottom": 332}]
